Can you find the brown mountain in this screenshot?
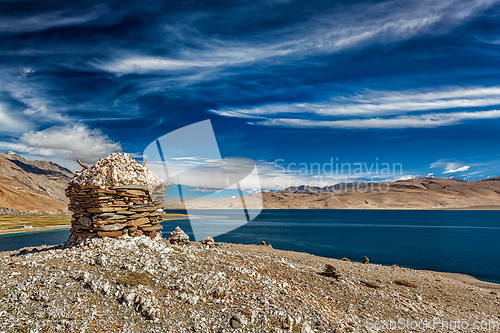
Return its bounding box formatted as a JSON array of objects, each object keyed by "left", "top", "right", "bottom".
[
  {"left": 263, "top": 177, "right": 500, "bottom": 209},
  {"left": 164, "top": 177, "right": 500, "bottom": 210},
  {"left": 0, "top": 152, "right": 72, "bottom": 213}
]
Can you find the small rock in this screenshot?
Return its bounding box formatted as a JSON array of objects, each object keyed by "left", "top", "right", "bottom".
[
  {"left": 18, "top": 292, "right": 29, "bottom": 304},
  {"left": 78, "top": 216, "right": 93, "bottom": 227},
  {"left": 341, "top": 257, "right": 351, "bottom": 262},
  {"left": 213, "top": 287, "right": 228, "bottom": 299},
  {"left": 260, "top": 240, "right": 266, "bottom": 246},
  {"left": 55, "top": 278, "right": 67, "bottom": 285},
  {"left": 230, "top": 315, "right": 244, "bottom": 329},
  {"left": 362, "top": 256, "right": 370, "bottom": 264},
  {"left": 100, "top": 223, "right": 126, "bottom": 231},
  {"left": 202, "top": 237, "right": 215, "bottom": 246},
  {"left": 235, "top": 313, "right": 247, "bottom": 326},
  {"left": 301, "top": 321, "right": 313, "bottom": 333},
  {"left": 241, "top": 309, "right": 252, "bottom": 321}
]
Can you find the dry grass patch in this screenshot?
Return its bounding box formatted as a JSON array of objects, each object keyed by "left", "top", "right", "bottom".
[
  {"left": 116, "top": 271, "right": 154, "bottom": 287},
  {"left": 360, "top": 280, "right": 380, "bottom": 289},
  {"left": 0, "top": 214, "right": 70, "bottom": 233},
  {"left": 394, "top": 279, "right": 418, "bottom": 288}
]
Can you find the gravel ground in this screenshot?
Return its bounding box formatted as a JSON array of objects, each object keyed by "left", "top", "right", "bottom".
[{"left": 0, "top": 233, "right": 499, "bottom": 332}]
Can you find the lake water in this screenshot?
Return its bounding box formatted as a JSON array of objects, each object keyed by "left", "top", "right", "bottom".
[{"left": 1, "top": 209, "right": 499, "bottom": 283}]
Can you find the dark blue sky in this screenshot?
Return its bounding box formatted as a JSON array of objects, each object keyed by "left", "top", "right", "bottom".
[{"left": 1, "top": 0, "right": 500, "bottom": 189}]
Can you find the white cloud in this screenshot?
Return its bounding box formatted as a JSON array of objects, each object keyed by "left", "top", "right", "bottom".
[
  {"left": 0, "top": 141, "right": 30, "bottom": 152},
  {"left": 396, "top": 175, "right": 416, "bottom": 181},
  {"left": 247, "top": 110, "right": 500, "bottom": 129},
  {"left": 98, "top": 0, "right": 497, "bottom": 74},
  {"left": 0, "top": 103, "right": 32, "bottom": 134},
  {"left": 145, "top": 156, "right": 406, "bottom": 191},
  {"left": 20, "top": 67, "right": 36, "bottom": 77},
  {"left": 211, "top": 86, "right": 500, "bottom": 129},
  {"left": 0, "top": 6, "right": 106, "bottom": 34},
  {"left": 430, "top": 159, "right": 449, "bottom": 169},
  {"left": 2, "top": 125, "right": 122, "bottom": 164},
  {"left": 96, "top": 56, "right": 245, "bottom": 74},
  {"left": 430, "top": 160, "right": 472, "bottom": 174},
  {"left": 426, "top": 172, "right": 434, "bottom": 177},
  {"left": 444, "top": 165, "right": 471, "bottom": 173},
  {"left": 211, "top": 86, "right": 500, "bottom": 118},
  {"left": 5, "top": 79, "right": 70, "bottom": 123}
]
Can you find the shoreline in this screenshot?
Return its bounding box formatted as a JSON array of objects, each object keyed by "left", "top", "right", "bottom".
[
  {"left": 0, "top": 214, "right": 188, "bottom": 236},
  {"left": 1, "top": 240, "right": 498, "bottom": 290},
  {"left": 0, "top": 225, "right": 71, "bottom": 236},
  {"left": 425, "top": 271, "right": 500, "bottom": 290},
  {"left": 1, "top": 212, "right": 498, "bottom": 289}
]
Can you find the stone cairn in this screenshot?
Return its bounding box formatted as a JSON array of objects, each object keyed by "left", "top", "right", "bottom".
[
  {"left": 167, "top": 226, "right": 190, "bottom": 245},
  {"left": 66, "top": 153, "right": 166, "bottom": 243}
]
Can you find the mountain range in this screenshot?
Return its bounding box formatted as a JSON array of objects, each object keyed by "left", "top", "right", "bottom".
[
  {"left": 164, "top": 177, "right": 500, "bottom": 210},
  {"left": 0, "top": 152, "right": 499, "bottom": 212}
]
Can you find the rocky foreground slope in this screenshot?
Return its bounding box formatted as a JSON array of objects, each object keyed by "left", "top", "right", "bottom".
[{"left": 0, "top": 234, "right": 499, "bottom": 332}]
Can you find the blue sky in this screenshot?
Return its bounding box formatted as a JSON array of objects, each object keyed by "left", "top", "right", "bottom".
[{"left": 1, "top": 0, "right": 500, "bottom": 189}]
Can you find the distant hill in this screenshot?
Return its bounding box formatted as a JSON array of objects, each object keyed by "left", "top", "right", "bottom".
[
  {"left": 263, "top": 177, "right": 500, "bottom": 209},
  {"left": 0, "top": 152, "right": 72, "bottom": 213},
  {"left": 163, "top": 177, "right": 500, "bottom": 210}
]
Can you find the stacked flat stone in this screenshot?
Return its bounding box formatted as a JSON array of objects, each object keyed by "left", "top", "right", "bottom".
[{"left": 66, "top": 153, "right": 166, "bottom": 243}]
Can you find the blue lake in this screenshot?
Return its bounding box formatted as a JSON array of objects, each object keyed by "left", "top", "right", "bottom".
[{"left": 1, "top": 209, "right": 499, "bottom": 283}]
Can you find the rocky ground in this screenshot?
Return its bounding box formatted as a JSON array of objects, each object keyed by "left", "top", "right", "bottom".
[{"left": 0, "top": 233, "right": 499, "bottom": 332}]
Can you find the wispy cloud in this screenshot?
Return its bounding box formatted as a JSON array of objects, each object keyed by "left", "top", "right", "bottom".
[
  {"left": 0, "top": 103, "right": 33, "bottom": 135},
  {"left": 0, "top": 6, "right": 109, "bottom": 35},
  {"left": 0, "top": 0, "right": 499, "bottom": 183},
  {"left": 3, "top": 72, "right": 71, "bottom": 124},
  {"left": 210, "top": 85, "right": 500, "bottom": 129},
  {"left": 98, "top": 0, "right": 497, "bottom": 74},
  {"left": 248, "top": 110, "right": 500, "bottom": 129},
  {"left": 211, "top": 86, "right": 500, "bottom": 118},
  {"left": 430, "top": 160, "right": 474, "bottom": 175},
  {"left": 444, "top": 165, "right": 471, "bottom": 173}
]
